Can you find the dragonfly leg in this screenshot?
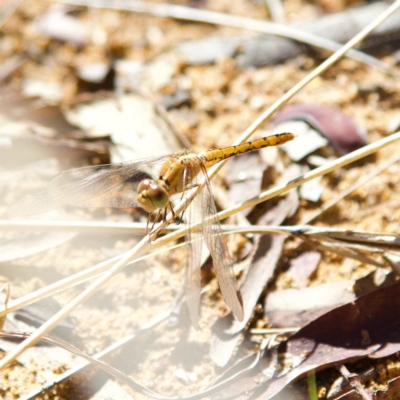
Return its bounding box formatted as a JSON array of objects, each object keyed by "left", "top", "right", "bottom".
[
  {"left": 145, "top": 216, "right": 151, "bottom": 234},
  {"left": 168, "top": 202, "right": 176, "bottom": 221},
  {"left": 148, "top": 209, "right": 163, "bottom": 236},
  {"left": 179, "top": 183, "right": 199, "bottom": 222},
  {"left": 180, "top": 166, "right": 188, "bottom": 201}
]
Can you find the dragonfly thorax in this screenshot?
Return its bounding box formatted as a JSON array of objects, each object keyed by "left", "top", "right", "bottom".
[{"left": 137, "top": 178, "right": 169, "bottom": 213}]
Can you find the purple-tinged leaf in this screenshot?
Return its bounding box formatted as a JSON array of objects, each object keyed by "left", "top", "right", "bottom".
[
  {"left": 265, "top": 280, "right": 355, "bottom": 327},
  {"left": 273, "top": 104, "right": 367, "bottom": 155},
  {"left": 209, "top": 280, "right": 400, "bottom": 399}
]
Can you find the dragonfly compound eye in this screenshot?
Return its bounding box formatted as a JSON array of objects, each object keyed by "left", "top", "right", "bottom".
[
  {"left": 138, "top": 179, "right": 169, "bottom": 210},
  {"left": 148, "top": 185, "right": 168, "bottom": 209}
]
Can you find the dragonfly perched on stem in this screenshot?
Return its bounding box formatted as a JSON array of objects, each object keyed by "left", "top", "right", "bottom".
[{"left": 8, "top": 132, "right": 294, "bottom": 326}]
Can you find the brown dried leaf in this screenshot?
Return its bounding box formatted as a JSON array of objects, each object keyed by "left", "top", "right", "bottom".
[
  {"left": 64, "top": 92, "right": 186, "bottom": 162},
  {"left": 287, "top": 251, "right": 321, "bottom": 288},
  {"left": 265, "top": 280, "right": 355, "bottom": 327},
  {"left": 212, "top": 281, "right": 400, "bottom": 399}
]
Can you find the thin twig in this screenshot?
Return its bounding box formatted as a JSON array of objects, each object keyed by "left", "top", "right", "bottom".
[
  {"left": 0, "top": 283, "right": 10, "bottom": 331},
  {"left": 0, "top": 0, "right": 22, "bottom": 30},
  {"left": 1, "top": 220, "right": 400, "bottom": 320},
  {"left": 337, "top": 364, "right": 373, "bottom": 400},
  {"left": 0, "top": 219, "right": 151, "bottom": 234},
  {"left": 58, "top": 0, "right": 392, "bottom": 73},
  {"left": 251, "top": 327, "right": 299, "bottom": 335},
  {"left": 264, "top": 0, "right": 286, "bottom": 23},
  {"left": 301, "top": 153, "right": 400, "bottom": 225},
  {"left": 0, "top": 241, "right": 187, "bottom": 317},
  {"left": 4, "top": 310, "right": 171, "bottom": 400}
]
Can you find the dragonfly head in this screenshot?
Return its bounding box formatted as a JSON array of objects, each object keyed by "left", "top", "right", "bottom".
[{"left": 137, "top": 179, "right": 169, "bottom": 213}]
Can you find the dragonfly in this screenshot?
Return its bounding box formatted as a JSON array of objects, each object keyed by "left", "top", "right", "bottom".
[{"left": 8, "top": 132, "right": 294, "bottom": 325}]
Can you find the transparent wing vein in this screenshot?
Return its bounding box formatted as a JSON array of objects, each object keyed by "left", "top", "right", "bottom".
[
  {"left": 8, "top": 155, "right": 168, "bottom": 216},
  {"left": 199, "top": 166, "right": 243, "bottom": 321}
]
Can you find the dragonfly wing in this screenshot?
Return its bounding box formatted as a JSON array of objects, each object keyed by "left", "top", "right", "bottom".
[
  {"left": 8, "top": 189, "right": 61, "bottom": 216},
  {"left": 184, "top": 192, "right": 202, "bottom": 328},
  {"left": 8, "top": 156, "right": 168, "bottom": 217},
  {"left": 199, "top": 167, "right": 244, "bottom": 321},
  {"left": 48, "top": 161, "right": 156, "bottom": 188}
]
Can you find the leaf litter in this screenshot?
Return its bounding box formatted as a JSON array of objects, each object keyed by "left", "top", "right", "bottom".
[{"left": 1, "top": 0, "right": 400, "bottom": 399}]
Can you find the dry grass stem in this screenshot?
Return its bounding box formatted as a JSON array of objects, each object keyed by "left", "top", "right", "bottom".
[
  {"left": 301, "top": 153, "right": 400, "bottom": 224},
  {"left": 59, "top": 0, "right": 391, "bottom": 72},
  {"left": 0, "top": 241, "right": 186, "bottom": 318}
]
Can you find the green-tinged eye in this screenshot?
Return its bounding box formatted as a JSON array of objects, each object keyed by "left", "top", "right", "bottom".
[
  {"left": 148, "top": 186, "right": 168, "bottom": 208},
  {"left": 138, "top": 179, "right": 169, "bottom": 209}
]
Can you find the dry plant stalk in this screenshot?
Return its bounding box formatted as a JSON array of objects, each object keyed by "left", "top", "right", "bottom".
[{"left": 60, "top": 0, "right": 391, "bottom": 72}]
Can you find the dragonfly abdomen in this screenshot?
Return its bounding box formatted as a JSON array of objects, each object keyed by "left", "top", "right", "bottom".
[{"left": 201, "top": 132, "right": 294, "bottom": 168}]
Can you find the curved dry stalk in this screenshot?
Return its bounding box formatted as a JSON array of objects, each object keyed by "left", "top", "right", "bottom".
[
  {"left": 264, "top": 0, "right": 286, "bottom": 23},
  {"left": 59, "top": 0, "right": 391, "bottom": 73},
  {"left": 0, "top": 240, "right": 187, "bottom": 318},
  {"left": 301, "top": 152, "right": 400, "bottom": 225},
  {"left": 0, "top": 0, "right": 22, "bottom": 30},
  {"left": 0, "top": 219, "right": 151, "bottom": 234},
  {"left": 1, "top": 0, "right": 400, "bottom": 371},
  {"left": 0, "top": 236, "right": 157, "bottom": 369},
  {"left": 2, "top": 309, "right": 171, "bottom": 400},
  {"left": 0, "top": 220, "right": 378, "bottom": 323},
  {"left": 208, "top": 0, "right": 400, "bottom": 178},
  {"left": 251, "top": 327, "right": 299, "bottom": 335},
  {"left": 0, "top": 283, "right": 10, "bottom": 331}
]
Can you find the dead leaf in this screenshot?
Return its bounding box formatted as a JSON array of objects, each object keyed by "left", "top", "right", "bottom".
[
  {"left": 265, "top": 280, "right": 355, "bottom": 327},
  {"left": 299, "top": 176, "right": 323, "bottom": 202},
  {"left": 88, "top": 380, "right": 135, "bottom": 400},
  {"left": 273, "top": 120, "right": 329, "bottom": 161},
  {"left": 36, "top": 5, "right": 88, "bottom": 47},
  {"left": 177, "top": 36, "right": 242, "bottom": 65},
  {"left": 2, "top": 136, "right": 110, "bottom": 168},
  {"left": 273, "top": 104, "right": 368, "bottom": 155},
  {"left": 213, "top": 280, "right": 400, "bottom": 399},
  {"left": 64, "top": 92, "right": 186, "bottom": 162},
  {"left": 4, "top": 297, "right": 74, "bottom": 339},
  {"left": 225, "top": 152, "right": 267, "bottom": 212},
  {"left": 287, "top": 251, "right": 321, "bottom": 288}
]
